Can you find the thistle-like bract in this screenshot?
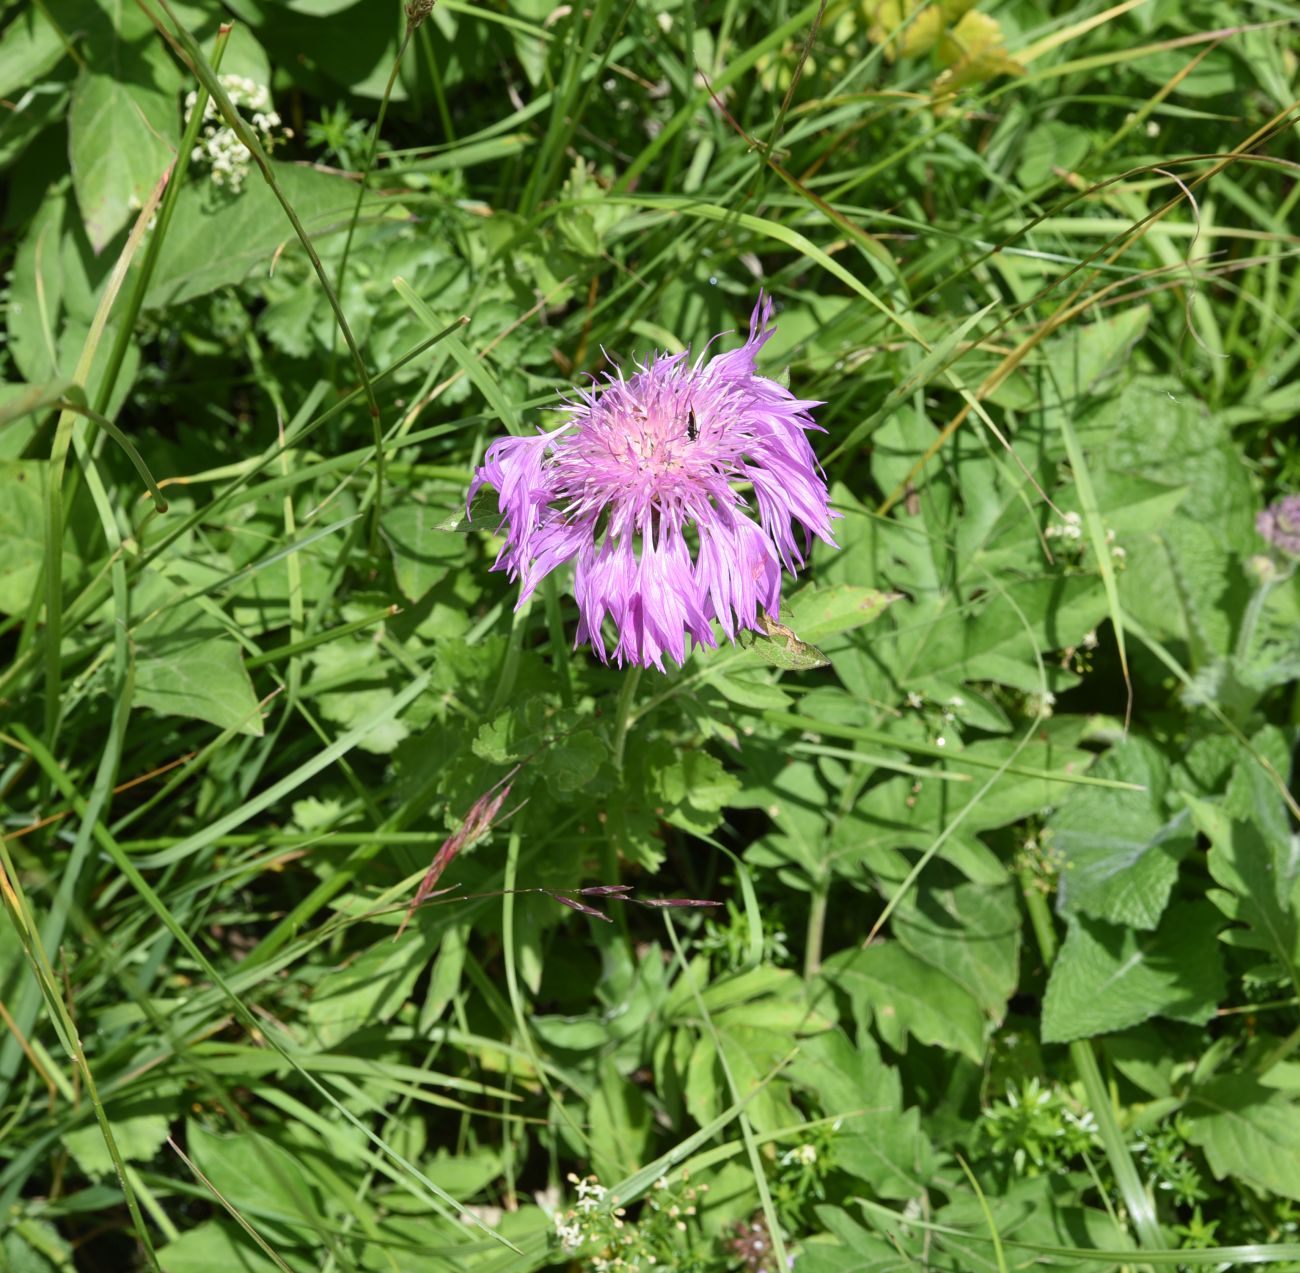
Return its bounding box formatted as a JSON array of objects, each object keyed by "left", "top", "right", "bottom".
[{"left": 469, "top": 293, "right": 837, "bottom": 670}]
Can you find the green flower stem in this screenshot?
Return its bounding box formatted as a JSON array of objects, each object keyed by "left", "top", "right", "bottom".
[
  {"left": 803, "top": 876, "right": 830, "bottom": 979},
  {"left": 542, "top": 576, "right": 574, "bottom": 709},
  {"left": 1018, "top": 865, "right": 1165, "bottom": 1259},
  {"left": 603, "top": 668, "right": 642, "bottom": 940},
  {"left": 611, "top": 667, "right": 642, "bottom": 778}
]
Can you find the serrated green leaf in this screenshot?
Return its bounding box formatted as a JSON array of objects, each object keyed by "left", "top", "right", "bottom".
[
  {"left": 1187, "top": 1076, "right": 1300, "bottom": 1202},
  {"left": 822, "top": 942, "right": 985, "bottom": 1061},
  {"left": 63, "top": 1113, "right": 171, "bottom": 1179},
  {"left": 381, "top": 499, "right": 468, "bottom": 601},
  {"left": 132, "top": 573, "right": 264, "bottom": 737},
  {"left": 1051, "top": 737, "right": 1191, "bottom": 930},
  {"left": 789, "top": 1030, "right": 935, "bottom": 1199},
  {"left": 1191, "top": 794, "right": 1300, "bottom": 996},
  {"left": 892, "top": 879, "right": 1020, "bottom": 1021},
  {"left": 1041, "top": 901, "right": 1226, "bottom": 1043}
]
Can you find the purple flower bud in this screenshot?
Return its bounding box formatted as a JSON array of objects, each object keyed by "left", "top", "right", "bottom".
[
  {"left": 1257, "top": 493, "right": 1300, "bottom": 557},
  {"left": 468, "top": 293, "right": 838, "bottom": 671}
]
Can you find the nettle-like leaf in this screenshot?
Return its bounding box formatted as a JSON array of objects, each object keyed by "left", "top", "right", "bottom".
[
  {"left": 891, "top": 876, "right": 1021, "bottom": 1022},
  {"left": 1084, "top": 375, "right": 1258, "bottom": 659},
  {"left": 1191, "top": 790, "right": 1300, "bottom": 996},
  {"left": 1050, "top": 736, "right": 1193, "bottom": 931},
  {"left": 789, "top": 1029, "right": 936, "bottom": 1199},
  {"left": 822, "top": 942, "right": 985, "bottom": 1062},
  {"left": 130, "top": 569, "right": 264, "bottom": 737},
  {"left": 1040, "top": 901, "right": 1226, "bottom": 1043},
  {"left": 1186, "top": 1075, "right": 1300, "bottom": 1203}
]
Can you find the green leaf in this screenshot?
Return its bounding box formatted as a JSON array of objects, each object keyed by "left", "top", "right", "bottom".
[
  {"left": 69, "top": 65, "right": 177, "bottom": 252},
  {"left": 1040, "top": 901, "right": 1226, "bottom": 1043},
  {"left": 1091, "top": 377, "right": 1257, "bottom": 657},
  {"left": 643, "top": 742, "right": 742, "bottom": 837},
  {"left": 0, "top": 6, "right": 68, "bottom": 100},
  {"left": 789, "top": 1030, "right": 935, "bottom": 1199},
  {"left": 145, "top": 162, "right": 363, "bottom": 308},
  {"left": 784, "top": 583, "right": 900, "bottom": 642},
  {"left": 132, "top": 573, "right": 264, "bottom": 737},
  {"left": 740, "top": 614, "right": 830, "bottom": 670},
  {"left": 186, "top": 1120, "right": 324, "bottom": 1243},
  {"left": 1050, "top": 737, "right": 1191, "bottom": 930},
  {"left": 822, "top": 942, "right": 985, "bottom": 1062},
  {"left": 891, "top": 879, "right": 1020, "bottom": 1021},
  {"left": 381, "top": 498, "right": 468, "bottom": 602},
  {"left": 306, "top": 638, "right": 412, "bottom": 755},
  {"left": 6, "top": 195, "right": 65, "bottom": 384},
  {"left": 1050, "top": 305, "right": 1152, "bottom": 404},
  {"left": 437, "top": 486, "right": 501, "bottom": 533},
  {"left": 63, "top": 1112, "right": 171, "bottom": 1178},
  {"left": 3, "top": 1218, "right": 74, "bottom": 1273},
  {"left": 586, "top": 1057, "right": 652, "bottom": 1178},
  {"left": 0, "top": 461, "right": 80, "bottom": 616},
  {"left": 907, "top": 575, "right": 1108, "bottom": 694},
  {"left": 540, "top": 729, "right": 605, "bottom": 795},
  {"left": 1186, "top": 1076, "right": 1300, "bottom": 1202},
  {"left": 1192, "top": 795, "right": 1300, "bottom": 995},
  {"left": 159, "top": 1222, "right": 287, "bottom": 1273},
  {"left": 307, "top": 925, "right": 442, "bottom": 1048}
]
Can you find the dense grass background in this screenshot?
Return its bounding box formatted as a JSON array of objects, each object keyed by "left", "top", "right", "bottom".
[{"left": 2, "top": 0, "right": 1300, "bottom": 1268}]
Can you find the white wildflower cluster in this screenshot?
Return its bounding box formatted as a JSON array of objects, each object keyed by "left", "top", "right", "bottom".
[
  {"left": 779, "top": 1143, "right": 819, "bottom": 1168},
  {"left": 1045, "top": 510, "right": 1083, "bottom": 542},
  {"left": 1045, "top": 511, "right": 1126, "bottom": 565},
  {"left": 1045, "top": 509, "right": 1128, "bottom": 569},
  {"left": 553, "top": 1173, "right": 612, "bottom": 1251},
  {"left": 184, "top": 75, "right": 289, "bottom": 193},
  {"left": 904, "top": 690, "right": 967, "bottom": 754},
  {"left": 1026, "top": 689, "right": 1057, "bottom": 718},
  {"left": 550, "top": 1170, "right": 708, "bottom": 1270}
]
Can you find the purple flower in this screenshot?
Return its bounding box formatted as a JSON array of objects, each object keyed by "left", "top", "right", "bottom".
[
  {"left": 1257, "top": 493, "right": 1300, "bottom": 557},
  {"left": 468, "top": 293, "right": 837, "bottom": 671}
]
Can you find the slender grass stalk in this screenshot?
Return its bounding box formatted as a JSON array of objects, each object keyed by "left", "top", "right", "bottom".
[
  {"left": 41, "top": 135, "right": 167, "bottom": 768},
  {"left": 0, "top": 830, "right": 161, "bottom": 1270}
]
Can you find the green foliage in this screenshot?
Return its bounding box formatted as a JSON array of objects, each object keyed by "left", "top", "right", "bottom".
[{"left": 1, "top": 0, "right": 1298, "bottom": 1269}]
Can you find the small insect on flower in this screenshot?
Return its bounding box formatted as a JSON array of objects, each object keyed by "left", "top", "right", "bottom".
[{"left": 468, "top": 292, "right": 838, "bottom": 671}]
